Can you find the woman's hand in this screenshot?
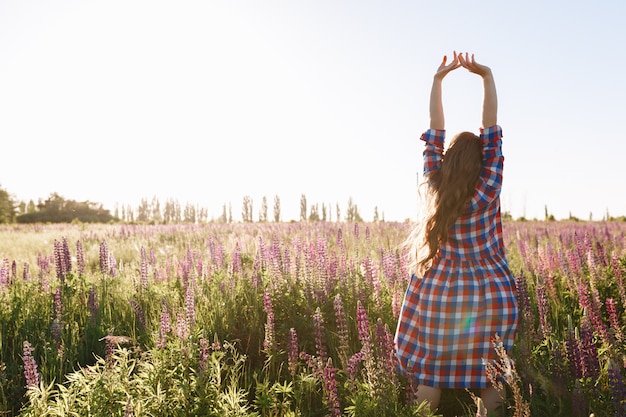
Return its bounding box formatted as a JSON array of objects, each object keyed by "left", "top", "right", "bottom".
[
  {"left": 434, "top": 51, "right": 461, "bottom": 81},
  {"left": 459, "top": 53, "right": 492, "bottom": 79},
  {"left": 459, "top": 53, "right": 497, "bottom": 127}
]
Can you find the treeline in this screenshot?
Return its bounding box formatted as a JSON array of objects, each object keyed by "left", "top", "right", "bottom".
[
  {"left": 0, "top": 184, "right": 384, "bottom": 224},
  {"left": 115, "top": 194, "right": 380, "bottom": 224},
  {"left": 7, "top": 193, "right": 115, "bottom": 224}
]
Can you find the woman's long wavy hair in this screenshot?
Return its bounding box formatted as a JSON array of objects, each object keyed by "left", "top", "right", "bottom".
[{"left": 406, "top": 131, "right": 483, "bottom": 276}]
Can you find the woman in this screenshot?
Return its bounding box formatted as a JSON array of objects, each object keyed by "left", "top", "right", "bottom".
[{"left": 394, "top": 52, "right": 519, "bottom": 415}]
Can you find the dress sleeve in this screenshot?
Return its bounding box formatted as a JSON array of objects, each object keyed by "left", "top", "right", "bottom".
[
  {"left": 468, "top": 125, "right": 504, "bottom": 212},
  {"left": 420, "top": 129, "right": 445, "bottom": 176}
]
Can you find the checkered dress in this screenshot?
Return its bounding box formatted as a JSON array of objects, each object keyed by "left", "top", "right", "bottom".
[{"left": 395, "top": 125, "right": 518, "bottom": 389}]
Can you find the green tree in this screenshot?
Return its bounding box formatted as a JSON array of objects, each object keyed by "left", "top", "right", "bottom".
[
  {"left": 16, "top": 193, "right": 115, "bottom": 223},
  {"left": 0, "top": 185, "right": 16, "bottom": 223}
]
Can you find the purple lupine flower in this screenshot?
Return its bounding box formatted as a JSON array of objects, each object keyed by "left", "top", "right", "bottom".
[
  {"left": 51, "top": 319, "right": 62, "bottom": 350},
  {"left": 149, "top": 248, "right": 156, "bottom": 266},
  {"left": 140, "top": 246, "right": 149, "bottom": 290},
  {"left": 37, "top": 253, "right": 51, "bottom": 291},
  {"left": 356, "top": 301, "right": 379, "bottom": 394},
  {"left": 105, "top": 333, "right": 115, "bottom": 366},
  {"left": 578, "top": 315, "right": 600, "bottom": 380},
  {"left": 129, "top": 298, "right": 146, "bottom": 328},
  {"left": 54, "top": 239, "right": 66, "bottom": 282},
  {"left": 54, "top": 286, "right": 63, "bottom": 320},
  {"left": 263, "top": 290, "right": 275, "bottom": 352},
  {"left": 347, "top": 351, "right": 365, "bottom": 384},
  {"left": 109, "top": 253, "right": 117, "bottom": 277},
  {"left": 123, "top": 401, "right": 134, "bottom": 417},
  {"left": 356, "top": 301, "right": 371, "bottom": 347},
  {"left": 323, "top": 358, "right": 341, "bottom": 417},
  {"left": 608, "top": 358, "right": 626, "bottom": 416},
  {"left": 288, "top": 328, "right": 299, "bottom": 377},
  {"left": 595, "top": 241, "right": 607, "bottom": 267},
  {"left": 22, "top": 262, "right": 31, "bottom": 282},
  {"left": 337, "top": 228, "right": 344, "bottom": 252},
  {"left": 612, "top": 254, "right": 626, "bottom": 310},
  {"left": 62, "top": 237, "right": 72, "bottom": 275},
  {"left": 0, "top": 261, "right": 8, "bottom": 289},
  {"left": 198, "top": 337, "right": 210, "bottom": 371},
  {"left": 231, "top": 242, "right": 242, "bottom": 275},
  {"left": 158, "top": 301, "right": 171, "bottom": 349},
  {"left": 11, "top": 260, "right": 16, "bottom": 281},
  {"left": 300, "top": 351, "right": 323, "bottom": 378},
  {"left": 22, "top": 341, "right": 39, "bottom": 389},
  {"left": 365, "top": 226, "right": 370, "bottom": 241},
  {"left": 76, "top": 240, "right": 85, "bottom": 276},
  {"left": 313, "top": 307, "right": 328, "bottom": 364},
  {"left": 577, "top": 281, "right": 609, "bottom": 343},
  {"left": 353, "top": 222, "right": 359, "bottom": 238},
  {"left": 99, "top": 240, "right": 109, "bottom": 274},
  {"left": 606, "top": 298, "right": 624, "bottom": 344},
  {"left": 374, "top": 318, "right": 398, "bottom": 385},
  {"left": 565, "top": 318, "right": 583, "bottom": 379},
  {"left": 515, "top": 271, "right": 534, "bottom": 337},
  {"left": 535, "top": 285, "right": 552, "bottom": 339},
  {"left": 88, "top": 285, "right": 98, "bottom": 327}
]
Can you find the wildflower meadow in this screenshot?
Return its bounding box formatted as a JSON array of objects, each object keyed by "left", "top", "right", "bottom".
[{"left": 0, "top": 220, "right": 625, "bottom": 416}]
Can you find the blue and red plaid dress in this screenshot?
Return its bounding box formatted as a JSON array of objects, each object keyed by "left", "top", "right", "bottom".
[{"left": 395, "top": 125, "right": 518, "bottom": 389}]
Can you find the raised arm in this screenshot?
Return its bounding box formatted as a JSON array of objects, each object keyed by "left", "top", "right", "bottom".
[
  {"left": 459, "top": 53, "right": 497, "bottom": 128},
  {"left": 429, "top": 52, "right": 461, "bottom": 130}
]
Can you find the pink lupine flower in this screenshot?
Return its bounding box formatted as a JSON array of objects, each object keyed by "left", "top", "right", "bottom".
[
  {"left": 231, "top": 242, "right": 242, "bottom": 275},
  {"left": 323, "top": 358, "right": 341, "bottom": 417},
  {"left": 22, "top": 262, "right": 31, "bottom": 282},
  {"left": 198, "top": 337, "right": 210, "bottom": 371},
  {"left": 356, "top": 301, "right": 371, "bottom": 347},
  {"left": 606, "top": 298, "right": 623, "bottom": 343},
  {"left": 99, "top": 240, "right": 109, "bottom": 274},
  {"left": 577, "top": 281, "right": 609, "bottom": 343},
  {"left": 22, "top": 341, "right": 39, "bottom": 388},
  {"left": 176, "top": 312, "right": 189, "bottom": 341}
]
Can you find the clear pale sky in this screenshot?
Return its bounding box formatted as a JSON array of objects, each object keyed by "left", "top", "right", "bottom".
[{"left": 1, "top": 0, "right": 625, "bottom": 222}]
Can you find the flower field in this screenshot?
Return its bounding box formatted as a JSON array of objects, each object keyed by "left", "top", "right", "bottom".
[{"left": 0, "top": 221, "right": 624, "bottom": 416}]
